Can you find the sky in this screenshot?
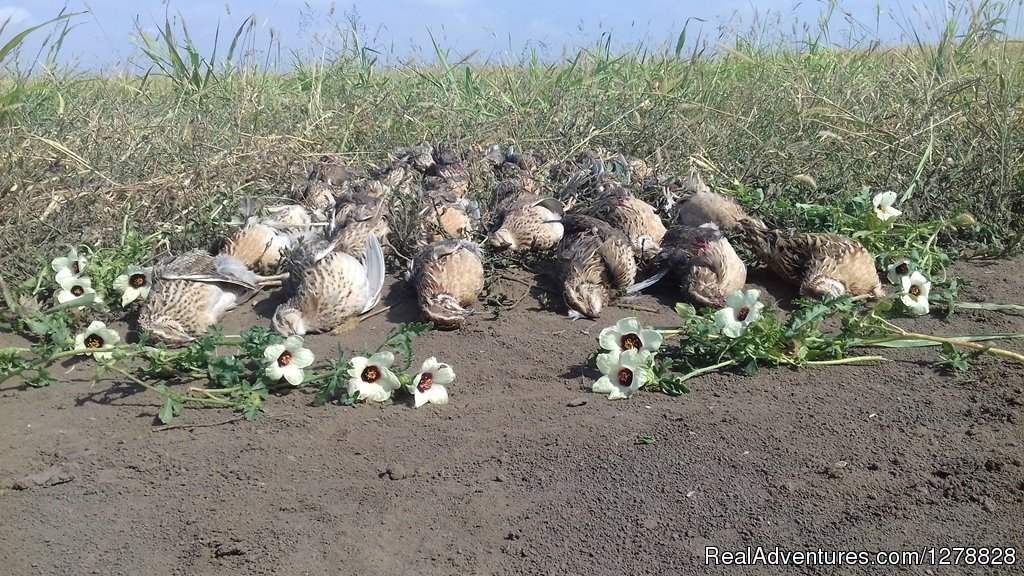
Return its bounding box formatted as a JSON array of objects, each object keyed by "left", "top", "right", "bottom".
[{"left": 1, "top": 0, "right": 1022, "bottom": 72}]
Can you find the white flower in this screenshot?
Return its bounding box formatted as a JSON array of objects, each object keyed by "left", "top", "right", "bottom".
[
  {"left": 713, "top": 289, "right": 765, "bottom": 338},
  {"left": 73, "top": 320, "right": 121, "bottom": 361},
  {"left": 900, "top": 271, "right": 931, "bottom": 316},
  {"left": 408, "top": 357, "right": 454, "bottom": 407},
  {"left": 886, "top": 258, "right": 917, "bottom": 285},
  {"left": 112, "top": 266, "right": 153, "bottom": 306},
  {"left": 55, "top": 275, "right": 99, "bottom": 308},
  {"left": 592, "top": 348, "right": 650, "bottom": 400},
  {"left": 347, "top": 351, "right": 402, "bottom": 402},
  {"left": 872, "top": 191, "right": 902, "bottom": 222},
  {"left": 598, "top": 317, "right": 663, "bottom": 355},
  {"left": 51, "top": 246, "right": 87, "bottom": 283},
  {"left": 263, "top": 336, "right": 315, "bottom": 386}
]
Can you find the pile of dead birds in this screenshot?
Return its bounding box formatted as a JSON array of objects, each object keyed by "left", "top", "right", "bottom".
[{"left": 137, "top": 142, "right": 886, "bottom": 345}]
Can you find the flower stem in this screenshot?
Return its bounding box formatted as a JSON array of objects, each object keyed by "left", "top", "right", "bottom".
[
  {"left": 106, "top": 365, "right": 235, "bottom": 407},
  {"left": 873, "top": 317, "right": 1024, "bottom": 364},
  {"left": 804, "top": 356, "right": 889, "bottom": 366},
  {"left": 675, "top": 360, "right": 737, "bottom": 381},
  {"left": 0, "top": 347, "right": 30, "bottom": 354}
]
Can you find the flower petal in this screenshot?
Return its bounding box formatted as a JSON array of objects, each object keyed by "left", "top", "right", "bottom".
[
  {"left": 638, "top": 328, "right": 663, "bottom": 353},
  {"left": 873, "top": 191, "right": 897, "bottom": 209},
  {"left": 596, "top": 351, "right": 620, "bottom": 376},
  {"left": 901, "top": 294, "right": 930, "bottom": 316},
  {"left": 424, "top": 384, "right": 449, "bottom": 405},
  {"left": 615, "top": 317, "right": 641, "bottom": 335},
  {"left": 377, "top": 368, "right": 402, "bottom": 392},
  {"left": 112, "top": 274, "right": 130, "bottom": 292},
  {"left": 369, "top": 351, "right": 395, "bottom": 368},
  {"left": 290, "top": 347, "right": 315, "bottom": 369},
  {"left": 413, "top": 389, "right": 429, "bottom": 407},
  {"left": 432, "top": 363, "right": 455, "bottom": 385},
  {"left": 350, "top": 378, "right": 391, "bottom": 402},
  {"left": 597, "top": 325, "right": 620, "bottom": 352},
  {"left": 264, "top": 343, "right": 286, "bottom": 363},
  {"left": 592, "top": 376, "right": 615, "bottom": 395},
  {"left": 282, "top": 364, "right": 304, "bottom": 386},
  {"left": 265, "top": 362, "right": 285, "bottom": 381},
  {"left": 724, "top": 290, "right": 745, "bottom": 310},
  {"left": 606, "top": 384, "right": 628, "bottom": 400}
]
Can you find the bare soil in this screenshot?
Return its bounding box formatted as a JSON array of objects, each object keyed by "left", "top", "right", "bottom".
[{"left": 1, "top": 258, "right": 1022, "bottom": 575}]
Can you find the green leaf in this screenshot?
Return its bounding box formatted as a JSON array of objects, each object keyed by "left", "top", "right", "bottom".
[
  {"left": 157, "top": 398, "right": 180, "bottom": 424},
  {"left": 207, "top": 356, "right": 245, "bottom": 388}
]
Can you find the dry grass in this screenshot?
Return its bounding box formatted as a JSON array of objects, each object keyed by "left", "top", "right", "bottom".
[{"left": 1, "top": 2, "right": 1022, "bottom": 282}]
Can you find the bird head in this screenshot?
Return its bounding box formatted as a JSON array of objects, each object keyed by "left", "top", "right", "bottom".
[
  {"left": 485, "top": 228, "right": 517, "bottom": 251},
  {"left": 423, "top": 293, "right": 474, "bottom": 330},
  {"left": 564, "top": 282, "right": 608, "bottom": 319},
  {"left": 271, "top": 304, "right": 308, "bottom": 337}
]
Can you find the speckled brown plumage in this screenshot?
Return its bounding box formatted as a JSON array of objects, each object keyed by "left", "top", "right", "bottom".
[
  {"left": 139, "top": 251, "right": 285, "bottom": 345},
  {"left": 658, "top": 223, "right": 747, "bottom": 308},
  {"left": 486, "top": 195, "right": 564, "bottom": 251},
  {"left": 220, "top": 205, "right": 319, "bottom": 274},
  {"left": 307, "top": 155, "right": 362, "bottom": 186},
  {"left": 411, "top": 239, "right": 485, "bottom": 329},
  {"left": 418, "top": 193, "right": 478, "bottom": 245},
  {"left": 556, "top": 214, "right": 638, "bottom": 319},
  {"left": 394, "top": 142, "right": 436, "bottom": 173},
  {"left": 328, "top": 192, "right": 391, "bottom": 257},
  {"left": 271, "top": 234, "right": 386, "bottom": 336},
  {"left": 738, "top": 218, "right": 885, "bottom": 299},
  {"left": 585, "top": 184, "right": 667, "bottom": 264}
]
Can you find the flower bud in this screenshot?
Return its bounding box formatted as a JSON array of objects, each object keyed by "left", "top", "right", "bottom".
[{"left": 954, "top": 213, "right": 976, "bottom": 228}]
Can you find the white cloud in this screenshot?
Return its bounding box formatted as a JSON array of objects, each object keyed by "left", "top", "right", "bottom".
[{"left": 0, "top": 6, "right": 31, "bottom": 27}]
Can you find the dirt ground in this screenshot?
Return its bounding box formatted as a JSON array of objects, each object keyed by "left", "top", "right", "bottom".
[{"left": 1, "top": 257, "right": 1022, "bottom": 575}]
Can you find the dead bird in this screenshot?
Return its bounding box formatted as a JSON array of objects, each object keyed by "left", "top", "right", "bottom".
[
  {"left": 584, "top": 182, "right": 667, "bottom": 265},
  {"left": 661, "top": 170, "right": 750, "bottom": 231},
  {"left": 139, "top": 251, "right": 287, "bottom": 345},
  {"left": 485, "top": 144, "right": 540, "bottom": 194},
  {"left": 327, "top": 191, "right": 391, "bottom": 257},
  {"left": 486, "top": 195, "right": 565, "bottom": 251},
  {"left": 631, "top": 222, "right": 747, "bottom": 308},
  {"left": 271, "top": 233, "right": 386, "bottom": 336},
  {"left": 294, "top": 180, "right": 345, "bottom": 212},
  {"left": 417, "top": 192, "right": 480, "bottom": 245},
  {"left": 220, "top": 204, "right": 322, "bottom": 274},
  {"left": 555, "top": 214, "right": 638, "bottom": 319},
  {"left": 737, "top": 218, "right": 885, "bottom": 300},
  {"left": 394, "top": 142, "right": 437, "bottom": 173},
  {"left": 307, "top": 155, "right": 363, "bottom": 186},
  {"left": 410, "top": 239, "right": 485, "bottom": 329},
  {"left": 369, "top": 161, "right": 414, "bottom": 197},
  {"left": 607, "top": 153, "right": 655, "bottom": 186}
]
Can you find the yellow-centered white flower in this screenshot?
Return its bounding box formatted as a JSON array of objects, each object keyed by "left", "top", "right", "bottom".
[
  {"left": 593, "top": 348, "right": 649, "bottom": 400},
  {"left": 408, "top": 357, "right": 453, "bottom": 407},
  {"left": 112, "top": 266, "right": 153, "bottom": 306},
  {"left": 51, "top": 246, "right": 87, "bottom": 283},
  {"left": 598, "top": 317, "right": 663, "bottom": 355},
  {"left": 886, "top": 258, "right": 917, "bottom": 285},
  {"left": 263, "top": 336, "right": 315, "bottom": 386},
  {"left": 73, "top": 320, "right": 120, "bottom": 361},
  {"left": 714, "top": 289, "right": 764, "bottom": 338},
  {"left": 55, "top": 275, "right": 99, "bottom": 307},
  {"left": 872, "top": 191, "right": 902, "bottom": 222},
  {"left": 900, "top": 271, "right": 931, "bottom": 316},
  {"left": 347, "top": 351, "right": 402, "bottom": 402}
]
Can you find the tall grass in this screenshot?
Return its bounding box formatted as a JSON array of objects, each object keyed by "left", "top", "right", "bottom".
[{"left": 0, "top": 1, "right": 1022, "bottom": 281}]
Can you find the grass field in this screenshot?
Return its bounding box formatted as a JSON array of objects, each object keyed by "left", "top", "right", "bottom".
[{"left": 1, "top": 3, "right": 1022, "bottom": 285}]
